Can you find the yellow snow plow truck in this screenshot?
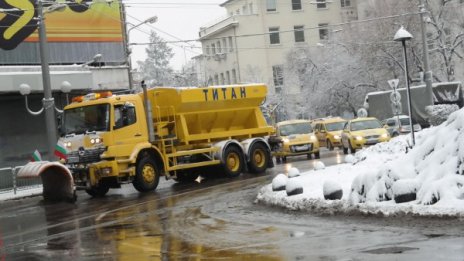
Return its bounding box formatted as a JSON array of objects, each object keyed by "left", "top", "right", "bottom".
[{"left": 18, "top": 83, "right": 275, "bottom": 201}]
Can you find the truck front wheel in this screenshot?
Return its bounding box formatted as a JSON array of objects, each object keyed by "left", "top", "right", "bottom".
[
  {"left": 248, "top": 142, "right": 270, "bottom": 173},
  {"left": 222, "top": 146, "right": 244, "bottom": 178},
  {"left": 133, "top": 156, "right": 160, "bottom": 192},
  {"left": 85, "top": 184, "right": 109, "bottom": 198}
]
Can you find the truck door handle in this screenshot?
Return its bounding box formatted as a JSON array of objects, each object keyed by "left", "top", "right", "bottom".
[{"left": 134, "top": 133, "right": 142, "bottom": 137}]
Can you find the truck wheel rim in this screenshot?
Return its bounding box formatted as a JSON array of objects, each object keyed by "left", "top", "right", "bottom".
[
  {"left": 142, "top": 165, "right": 155, "bottom": 183},
  {"left": 227, "top": 152, "right": 240, "bottom": 172},
  {"left": 253, "top": 149, "right": 266, "bottom": 168}
]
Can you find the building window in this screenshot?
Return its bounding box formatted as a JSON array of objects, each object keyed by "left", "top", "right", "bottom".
[
  {"left": 317, "top": 0, "right": 326, "bottom": 9},
  {"left": 292, "top": 0, "right": 302, "bottom": 10},
  {"left": 205, "top": 45, "right": 210, "bottom": 55},
  {"left": 214, "top": 74, "right": 219, "bottom": 85},
  {"left": 249, "top": 3, "right": 253, "bottom": 14},
  {"left": 319, "top": 23, "right": 329, "bottom": 40},
  {"left": 229, "top": 36, "right": 234, "bottom": 52},
  {"left": 269, "top": 27, "right": 280, "bottom": 45},
  {"left": 236, "top": 9, "right": 240, "bottom": 15},
  {"left": 266, "top": 0, "right": 276, "bottom": 12},
  {"left": 222, "top": 38, "right": 227, "bottom": 52},
  {"left": 242, "top": 5, "right": 248, "bottom": 14},
  {"left": 294, "top": 25, "right": 305, "bottom": 42},
  {"left": 211, "top": 43, "right": 216, "bottom": 54},
  {"left": 220, "top": 73, "right": 225, "bottom": 85},
  {"left": 272, "top": 65, "right": 284, "bottom": 87},
  {"left": 226, "top": 71, "right": 231, "bottom": 84},
  {"left": 341, "top": 0, "right": 351, "bottom": 7},
  {"left": 232, "top": 69, "right": 237, "bottom": 83},
  {"left": 217, "top": 41, "right": 221, "bottom": 53}
]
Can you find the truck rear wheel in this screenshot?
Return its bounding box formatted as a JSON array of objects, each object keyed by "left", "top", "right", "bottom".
[
  {"left": 85, "top": 184, "right": 109, "bottom": 198},
  {"left": 222, "top": 146, "right": 244, "bottom": 178},
  {"left": 248, "top": 142, "right": 270, "bottom": 173},
  {"left": 133, "top": 156, "right": 160, "bottom": 192}
]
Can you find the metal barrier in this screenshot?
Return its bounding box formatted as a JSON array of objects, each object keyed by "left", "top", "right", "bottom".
[{"left": 0, "top": 166, "right": 42, "bottom": 195}]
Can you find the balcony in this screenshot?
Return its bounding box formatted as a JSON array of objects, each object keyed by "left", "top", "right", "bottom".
[{"left": 199, "top": 15, "right": 239, "bottom": 40}]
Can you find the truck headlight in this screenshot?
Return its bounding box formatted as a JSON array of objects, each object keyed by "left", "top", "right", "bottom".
[
  {"left": 64, "top": 141, "right": 72, "bottom": 148},
  {"left": 90, "top": 137, "right": 103, "bottom": 144},
  {"left": 355, "top": 136, "right": 363, "bottom": 141}
]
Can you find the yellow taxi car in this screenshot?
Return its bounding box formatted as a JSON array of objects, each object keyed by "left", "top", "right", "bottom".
[
  {"left": 341, "top": 117, "right": 390, "bottom": 154},
  {"left": 269, "top": 119, "right": 320, "bottom": 163},
  {"left": 313, "top": 117, "right": 347, "bottom": 150}
]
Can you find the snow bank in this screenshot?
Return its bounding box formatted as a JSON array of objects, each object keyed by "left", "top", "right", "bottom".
[{"left": 257, "top": 108, "right": 464, "bottom": 217}]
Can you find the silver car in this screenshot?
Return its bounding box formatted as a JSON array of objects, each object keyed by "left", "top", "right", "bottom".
[{"left": 382, "top": 115, "right": 422, "bottom": 137}]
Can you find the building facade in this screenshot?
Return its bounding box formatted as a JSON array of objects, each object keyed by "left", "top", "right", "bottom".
[{"left": 198, "top": 0, "right": 358, "bottom": 106}]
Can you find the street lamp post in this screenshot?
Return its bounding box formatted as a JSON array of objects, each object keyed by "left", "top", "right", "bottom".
[
  {"left": 394, "top": 26, "right": 415, "bottom": 147},
  {"left": 37, "top": 0, "right": 58, "bottom": 160},
  {"left": 125, "top": 15, "right": 158, "bottom": 88}
]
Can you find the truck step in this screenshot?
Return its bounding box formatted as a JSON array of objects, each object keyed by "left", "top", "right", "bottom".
[
  {"left": 167, "top": 147, "right": 219, "bottom": 157},
  {"left": 168, "top": 160, "right": 221, "bottom": 171}
]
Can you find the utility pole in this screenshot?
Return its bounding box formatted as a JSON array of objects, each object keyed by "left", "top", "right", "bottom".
[{"left": 419, "top": 0, "right": 434, "bottom": 107}]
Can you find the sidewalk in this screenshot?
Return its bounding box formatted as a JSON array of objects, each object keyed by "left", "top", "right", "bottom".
[{"left": 0, "top": 186, "right": 42, "bottom": 201}]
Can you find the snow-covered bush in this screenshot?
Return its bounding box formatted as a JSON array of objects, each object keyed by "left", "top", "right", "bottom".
[
  {"left": 286, "top": 179, "right": 303, "bottom": 196},
  {"left": 426, "top": 104, "right": 459, "bottom": 126},
  {"left": 288, "top": 167, "right": 300, "bottom": 178},
  {"left": 272, "top": 174, "right": 287, "bottom": 191},
  {"left": 314, "top": 161, "right": 325, "bottom": 170},
  {"left": 323, "top": 181, "right": 343, "bottom": 200}
]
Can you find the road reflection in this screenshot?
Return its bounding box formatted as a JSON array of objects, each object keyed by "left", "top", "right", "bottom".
[{"left": 93, "top": 194, "right": 282, "bottom": 260}]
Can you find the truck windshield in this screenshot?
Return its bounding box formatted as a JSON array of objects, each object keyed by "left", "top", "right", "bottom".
[
  {"left": 279, "top": 123, "right": 313, "bottom": 136},
  {"left": 326, "top": 122, "right": 346, "bottom": 131},
  {"left": 63, "top": 104, "right": 110, "bottom": 135}
]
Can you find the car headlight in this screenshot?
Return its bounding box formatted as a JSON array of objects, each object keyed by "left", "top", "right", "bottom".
[
  {"left": 90, "top": 137, "right": 103, "bottom": 144},
  {"left": 333, "top": 135, "right": 340, "bottom": 140},
  {"left": 281, "top": 138, "right": 289, "bottom": 143},
  {"left": 355, "top": 136, "right": 363, "bottom": 141},
  {"left": 310, "top": 135, "right": 317, "bottom": 141},
  {"left": 381, "top": 133, "right": 389, "bottom": 138}
]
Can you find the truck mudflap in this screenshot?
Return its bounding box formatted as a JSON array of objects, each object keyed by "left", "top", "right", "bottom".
[{"left": 17, "top": 161, "right": 76, "bottom": 202}]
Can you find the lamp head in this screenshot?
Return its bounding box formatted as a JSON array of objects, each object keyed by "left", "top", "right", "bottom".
[
  {"left": 61, "top": 81, "right": 72, "bottom": 93},
  {"left": 394, "top": 26, "right": 413, "bottom": 42},
  {"left": 19, "top": 83, "right": 31, "bottom": 96}
]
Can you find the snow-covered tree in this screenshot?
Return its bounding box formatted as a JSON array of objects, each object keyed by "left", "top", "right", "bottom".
[{"left": 137, "top": 31, "right": 174, "bottom": 86}]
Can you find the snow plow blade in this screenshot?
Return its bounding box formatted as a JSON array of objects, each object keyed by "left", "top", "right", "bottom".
[{"left": 17, "top": 161, "right": 76, "bottom": 202}]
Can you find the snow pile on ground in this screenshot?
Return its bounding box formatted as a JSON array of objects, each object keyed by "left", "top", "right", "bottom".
[
  {"left": 257, "top": 109, "right": 464, "bottom": 217},
  {"left": 426, "top": 104, "right": 459, "bottom": 126}
]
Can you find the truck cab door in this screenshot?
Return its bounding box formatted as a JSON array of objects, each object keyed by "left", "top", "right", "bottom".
[{"left": 112, "top": 102, "right": 146, "bottom": 157}]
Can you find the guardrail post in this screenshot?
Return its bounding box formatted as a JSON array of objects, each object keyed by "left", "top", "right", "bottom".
[{"left": 12, "top": 167, "right": 17, "bottom": 195}]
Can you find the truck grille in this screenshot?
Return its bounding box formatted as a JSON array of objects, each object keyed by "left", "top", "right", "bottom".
[{"left": 67, "top": 147, "right": 106, "bottom": 164}]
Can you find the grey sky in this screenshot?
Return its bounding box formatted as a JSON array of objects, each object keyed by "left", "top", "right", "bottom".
[{"left": 125, "top": 0, "right": 225, "bottom": 71}]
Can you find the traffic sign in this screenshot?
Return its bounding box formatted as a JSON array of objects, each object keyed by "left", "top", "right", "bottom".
[
  {"left": 391, "top": 101, "right": 402, "bottom": 115},
  {"left": 388, "top": 79, "right": 399, "bottom": 89},
  {"left": 357, "top": 108, "right": 368, "bottom": 117},
  {"left": 390, "top": 91, "right": 401, "bottom": 103}
]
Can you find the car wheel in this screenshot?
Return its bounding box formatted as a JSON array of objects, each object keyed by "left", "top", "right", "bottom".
[
  {"left": 392, "top": 132, "right": 399, "bottom": 137},
  {"left": 327, "top": 140, "right": 334, "bottom": 151},
  {"left": 349, "top": 141, "right": 356, "bottom": 154},
  {"left": 307, "top": 153, "right": 312, "bottom": 160},
  {"left": 314, "top": 151, "right": 320, "bottom": 159},
  {"left": 282, "top": 156, "right": 287, "bottom": 163}
]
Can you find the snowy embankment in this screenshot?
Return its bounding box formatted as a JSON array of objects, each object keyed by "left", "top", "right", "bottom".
[{"left": 257, "top": 109, "right": 464, "bottom": 217}]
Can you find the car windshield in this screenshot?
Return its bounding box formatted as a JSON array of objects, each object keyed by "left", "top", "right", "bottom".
[
  {"left": 326, "top": 121, "right": 346, "bottom": 131},
  {"left": 279, "top": 122, "right": 313, "bottom": 136},
  {"left": 400, "top": 118, "right": 411, "bottom": 126},
  {"left": 351, "top": 119, "right": 381, "bottom": 131},
  {"left": 62, "top": 104, "right": 110, "bottom": 135}
]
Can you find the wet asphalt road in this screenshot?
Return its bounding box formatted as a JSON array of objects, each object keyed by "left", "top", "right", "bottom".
[{"left": 0, "top": 149, "right": 463, "bottom": 260}]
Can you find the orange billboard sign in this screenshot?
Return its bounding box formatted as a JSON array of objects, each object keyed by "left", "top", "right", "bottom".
[{"left": 0, "top": 0, "right": 123, "bottom": 50}]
